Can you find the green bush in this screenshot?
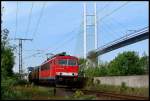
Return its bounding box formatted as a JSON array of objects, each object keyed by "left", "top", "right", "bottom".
[
  {"left": 83, "top": 51, "right": 147, "bottom": 77},
  {"left": 1, "top": 77, "right": 19, "bottom": 99}
]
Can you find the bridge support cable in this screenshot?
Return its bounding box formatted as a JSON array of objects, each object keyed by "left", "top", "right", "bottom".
[
  {"left": 103, "top": 21, "right": 121, "bottom": 40},
  {"left": 97, "top": 1, "right": 129, "bottom": 22},
  {"left": 96, "top": 2, "right": 110, "bottom": 15},
  {"left": 99, "top": 24, "right": 117, "bottom": 45}
]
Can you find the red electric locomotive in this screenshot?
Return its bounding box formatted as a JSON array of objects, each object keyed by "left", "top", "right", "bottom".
[{"left": 28, "top": 52, "right": 79, "bottom": 86}]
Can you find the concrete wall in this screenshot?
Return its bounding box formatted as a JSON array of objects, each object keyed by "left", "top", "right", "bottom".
[{"left": 94, "top": 75, "right": 149, "bottom": 88}]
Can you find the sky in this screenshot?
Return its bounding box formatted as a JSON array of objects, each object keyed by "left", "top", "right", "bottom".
[{"left": 1, "top": 1, "right": 149, "bottom": 73}]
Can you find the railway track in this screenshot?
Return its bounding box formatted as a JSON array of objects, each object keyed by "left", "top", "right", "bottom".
[
  {"left": 79, "top": 90, "right": 149, "bottom": 100},
  {"left": 54, "top": 86, "right": 149, "bottom": 100},
  {"left": 38, "top": 85, "right": 149, "bottom": 100}
]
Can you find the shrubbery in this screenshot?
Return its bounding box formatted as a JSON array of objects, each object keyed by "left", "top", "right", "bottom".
[
  {"left": 79, "top": 51, "right": 148, "bottom": 77},
  {"left": 1, "top": 28, "right": 25, "bottom": 99}
]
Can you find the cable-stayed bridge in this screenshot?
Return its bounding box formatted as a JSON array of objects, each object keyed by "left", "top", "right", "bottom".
[
  {"left": 87, "top": 27, "right": 149, "bottom": 58},
  {"left": 86, "top": 27, "right": 149, "bottom": 67}
]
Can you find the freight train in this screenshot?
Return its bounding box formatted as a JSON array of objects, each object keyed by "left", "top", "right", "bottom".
[{"left": 28, "top": 52, "right": 79, "bottom": 86}]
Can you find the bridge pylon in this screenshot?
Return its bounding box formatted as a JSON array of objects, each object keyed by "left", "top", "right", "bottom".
[{"left": 83, "top": 2, "right": 98, "bottom": 68}]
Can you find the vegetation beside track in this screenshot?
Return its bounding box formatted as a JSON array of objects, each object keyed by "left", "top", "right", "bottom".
[
  {"left": 65, "top": 90, "right": 96, "bottom": 100},
  {"left": 2, "top": 84, "right": 55, "bottom": 100},
  {"left": 79, "top": 51, "right": 149, "bottom": 77},
  {"left": 83, "top": 77, "right": 149, "bottom": 97}
]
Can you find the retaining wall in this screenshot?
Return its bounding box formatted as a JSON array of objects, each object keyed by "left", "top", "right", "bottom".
[{"left": 94, "top": 75, "right": 149, "bottom": 88}]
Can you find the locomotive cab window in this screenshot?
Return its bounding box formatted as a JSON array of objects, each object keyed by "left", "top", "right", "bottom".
[
  {"left": 58, "top": 59, "right": 77, "bottom": 66},
  {"left": 58, "top": 60, "right": 67, "bottom": 65},
  {"left": 68, "top": 60, "right": 77, "bottom": 66}
]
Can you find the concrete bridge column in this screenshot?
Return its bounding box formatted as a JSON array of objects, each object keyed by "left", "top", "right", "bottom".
[{"left": 87, "top": 57, "right": 98, "bottom": 68}]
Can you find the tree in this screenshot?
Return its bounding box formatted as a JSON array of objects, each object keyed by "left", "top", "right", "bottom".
[
  {"left": 140, "top": 52, "right": 149, "bottom": 74},
  {"left": 78, "top": 58, "right": 87, "bottom": 65},
  {"left": 107, "top": 51, "right": 145, "bottom": 76},
  {"left": 1, "top": 28, "right": 15, "bottom": 78}
]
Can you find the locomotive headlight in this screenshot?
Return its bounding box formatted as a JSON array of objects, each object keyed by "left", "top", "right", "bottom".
[
  {"left": 74, "top": 73, "right": 78, "bottom": 76},
  {"left": 56, "top": 72, "right": 61, "bottom": 75},
  {"left": 60, "top": 72, "right": 62, "bottom": 75}
]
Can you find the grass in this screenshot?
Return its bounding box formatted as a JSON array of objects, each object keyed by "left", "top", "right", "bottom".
[
  {"left": 2, "top": 77, "right": 148, "bottom": 100},
  {"left": 2, "top": 84, "right": 96, "bottom": 100},
  {"left": 66, "top": 90, "right": 97, "bottom": 100},
  {"left": 84, "top": 82, "right": 149, "bottom": 97},
  {"left": 2, "top": 84, "right": 55, "bottom": 100}
]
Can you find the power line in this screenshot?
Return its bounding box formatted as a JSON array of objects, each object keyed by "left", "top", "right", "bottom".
[
  {"left": 98, "top": 1, "right": 129, "bottom": 21},
  {"left": 30, "top": 2, "right": 46, "bottom": 52},
  {"left": 32, "top": 2, "right": 46, "bottom": 38},
  {"left": 25, "top": 2, "right": 34, "bottom": 38},
  {"left": 40, "top": 24, "right": 82, "bottom": 53},
  {"left": 23, "top": 13, "right": 83, "bottom": 60},
  {"left": 23, "top": 52, "right": 41, "bottom": 60},
  {"left": 23, "top": 25, "right": 82, "bottom": 60},
  {"left": 14, "top": 1, "right": 18, "bottom": 39},
  {"left": 50, "top": 32, "right": 79, "bottom": 54}
]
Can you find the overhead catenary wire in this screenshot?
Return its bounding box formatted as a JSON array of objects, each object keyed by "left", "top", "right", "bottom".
[
  {"left": 30, "top": 2, "right": 46, "bottom": 52},
  {"left": 23, "top": 34, "right": 76, "bottom": 60},
  {"left": 23, "top": 24, "right": 82, "bottom": 60},
  {"left": 32, "top": 2, "right": 46, "bottom": 38},
  {"left": 25, "top": 2, "right": 34, "bottom": 38},
  {"left": 50, "top": 29, "right": 81, "bottom": 54},
  {"left": 14, "top": 1, "right": 18, "bottom": 39},
  {"left": 40, "top": 24, "right": 83, "bottom": 53}
]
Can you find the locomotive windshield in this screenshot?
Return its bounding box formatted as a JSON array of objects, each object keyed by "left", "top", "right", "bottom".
[
  {"left": 68, "top": 60, "right": 76, "bottom": 66},
  {"left": 58, "top": 59, "right": 77, "bottom": 66},
  {"left": 58, "top": 60, "right": 67, "bottom": 65}
]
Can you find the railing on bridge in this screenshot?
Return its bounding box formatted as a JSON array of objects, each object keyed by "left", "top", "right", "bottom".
[{"left": 95, "top": 26, "right": 149, "bottom": 52}]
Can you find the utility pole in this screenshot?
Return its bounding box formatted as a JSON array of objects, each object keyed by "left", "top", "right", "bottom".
[{"left": 14, "top": 38, "right": 33, "bottom": 79}]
